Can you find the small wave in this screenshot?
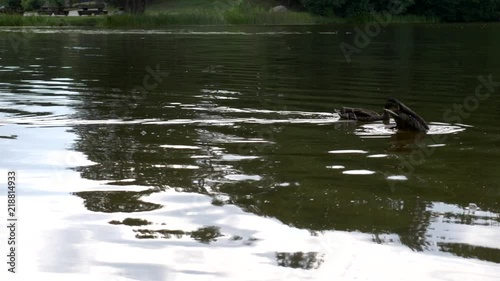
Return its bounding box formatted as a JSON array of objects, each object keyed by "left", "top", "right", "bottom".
[
  {"left": 367, "top": 154, "right": 388, "bottom": 158},
  {"left": 342, "top": 170, "right": 376, "bottom": 175},
  {"left": 326, "top": 165, "right": 345, "bottom": 169},
  {"left": 160, "top": 145, "right": 201, "bottom": 150},
  {"left": 329, "top": 150, "right": 368, "bottom": 154},
  {"left": 356, "top": 123, "right": 466, "bottom": 136},
  {"left": 386, "top": 175, "right": 408, "bottom": 181},
  {"left": 224, "top": 174, "right": 262, "bottom": 181}
]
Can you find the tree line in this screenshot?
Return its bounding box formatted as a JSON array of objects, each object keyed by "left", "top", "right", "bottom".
[
  {"left": 2, "top": 0, "right": 499, "bottom": 21},
  {"left": 296, "top": 0, "right": 500, "bottom": 22},
  {"left": 1, "top": 0, "right": 146, "bottom": 13}
]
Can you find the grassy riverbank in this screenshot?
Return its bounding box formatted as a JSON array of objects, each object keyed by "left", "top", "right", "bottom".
[
  {"left": 0, "top": 12, "right": 327, "bottom": 27},
  {"left": 0, "top": 0, "right": 439, "bottom": 27},
  {"left": 0, "top": 14, "right": 439, "bottom": 28}
]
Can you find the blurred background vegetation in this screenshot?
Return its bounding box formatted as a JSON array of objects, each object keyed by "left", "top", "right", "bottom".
[
  {"left": 297, "top": 0, "right": 500, "bottom": 22},
  {"left": 0, "top": 0, "right": 499, "bottom": 23}
]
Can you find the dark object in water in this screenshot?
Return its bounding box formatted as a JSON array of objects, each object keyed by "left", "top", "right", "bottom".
[
  {"left": 335, "top": 107, "right": 389, "bottom": 122},
  {"left": 335, "top": 98, "right": 429, "bottom": 132},
  {"left": 383, "top": 98, "right": 429, "bottom": 132}
]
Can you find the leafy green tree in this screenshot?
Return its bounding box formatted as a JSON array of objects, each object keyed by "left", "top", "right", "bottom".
[
  {"left": 410, "top": 0, "right": 499, "bottom": 21},
  {"left": 343, "top": 0, "right": 374, "bottom": 17},
  {"left": 7, "top": 0, "right": 22, "bottom": 9},
  {"left": 284, "top": 0, "right": 303, "bottom": 8},
  {"left": 372, "top": 0, "right": 415, "bottom": 14},
  {"left": 299, "top": 0, "right": 345, "bottom": 16},
  {"left": 300, "top": 0, "right": 413, "bottom": 17},
  {"left": 458, "top": 0, "right": 499, "bottom": 21},
  {"left": 21, "top": 0, "right": 43, "bottom": 10},
  {"left": 300, "top": 0, "right": 499, "bottom": 21},
  {"left": 410, "top": 0, "right": 458, "bottom": 21},
  {"left": 50, "top": 0, "right": 65, "bottom": 10},
  {"left": 107, "top": 0, "right": 148, "bottom": 13}
]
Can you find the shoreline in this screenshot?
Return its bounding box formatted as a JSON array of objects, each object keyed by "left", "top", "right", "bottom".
[
  {"left": 0, "top": 13, "right": 442, "bottom": 28},
  {"left": 2, "top": 21, "right": 498, "bottom": 31}
]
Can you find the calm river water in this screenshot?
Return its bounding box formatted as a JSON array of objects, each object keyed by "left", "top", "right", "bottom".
[{"left": 0, "top": 24, "right": 499, "bottom": 281}]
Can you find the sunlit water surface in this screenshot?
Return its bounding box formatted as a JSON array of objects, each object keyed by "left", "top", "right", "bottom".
[{"left": 0, "top": 25, "right": 499, "bottom": 281}]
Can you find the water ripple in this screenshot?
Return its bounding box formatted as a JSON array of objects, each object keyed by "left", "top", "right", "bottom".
[
  {"left": 356, "top": 123, "right": 466, "bottom": 136},
  {"left": 342, "top": 170, "right": 376, "bottom": 175},
  {"left": 329, "top": 150, "right": 368, "bottom": 154}
]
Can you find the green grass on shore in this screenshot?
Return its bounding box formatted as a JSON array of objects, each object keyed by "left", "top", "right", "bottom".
[
  {"left": 0, "top": 14, "right": 101, "bottom": 26},
  {"left": 0, "top": 8, "right": 335, "bottom": 27},
  {"left": 0, "top": 13, "right": 439, "bottom": 28},
  {"left": 104, "top": 12, "right": 324, "bottom": 27},
  {"left": 144, "top": 0, "right": 281, "bottom": 14}
]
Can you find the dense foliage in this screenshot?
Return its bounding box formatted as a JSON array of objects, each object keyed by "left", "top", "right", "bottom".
[
  {"left": 1, "top": 0, "right": 499, "bottom": 21},
  {"left": 21, "top": 0, "right": 43, "bottom": 11},
  {"left": 107, "top": 0, "right": 147, "bottom": 13},
  {"left": 299, "top": 0, "right": 500, "bottom": 21},
  {"left": 50, "top": 0, "right": 65, "bottom": 10},
  {"left": 408, "top": 0, "right": 500, "bottom": 22},
  {"left": 6, "top": 0, "right": 22, "bottom": 9}
]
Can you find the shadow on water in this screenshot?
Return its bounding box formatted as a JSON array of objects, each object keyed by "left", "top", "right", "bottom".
[
  {"left": 73, "top": 189, "right": 163, "bottom": 213},
  {"left": 275, "top": 252, "right": 324, "bottom": 270}
]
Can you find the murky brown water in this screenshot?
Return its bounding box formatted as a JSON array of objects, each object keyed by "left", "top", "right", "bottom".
[{"left": 0, "top": 25, "right": 499, "bottom": 280}]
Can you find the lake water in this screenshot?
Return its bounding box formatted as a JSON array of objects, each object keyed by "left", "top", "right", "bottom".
[{"left": 0, "top": 24, "right": 499, "bottom": 281}]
